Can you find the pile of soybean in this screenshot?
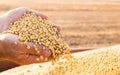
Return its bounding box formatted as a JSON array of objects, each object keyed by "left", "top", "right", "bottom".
[{"left": 4, "top": 11, "right": 70, "bottom": 59}]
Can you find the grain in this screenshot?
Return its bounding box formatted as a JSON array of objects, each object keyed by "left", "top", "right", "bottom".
[
  {"left": 45, "top": 58, "right": 48, "bottom": 61},
  {"left": 37, "top": 51, "right": 40, "bottom": 54},
  {"left": 40, "top": 56, "right": 43, "bottom": 59},
  {"left": 27, "top": 45, "right": 30, "bottom": 49},
  {"left": 47, "top": 45, "right": 120, "bottom": 75},
  {"left": 4, "top": 11, "right": 70, "bottom": 59},
  {"left": 36, "top": 58, "right": 40, "bottom": 61}
]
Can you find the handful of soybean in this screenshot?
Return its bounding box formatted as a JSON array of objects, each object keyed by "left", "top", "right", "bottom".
[{"left": 4, "top": 11, "right": 70, "bottom": 60}]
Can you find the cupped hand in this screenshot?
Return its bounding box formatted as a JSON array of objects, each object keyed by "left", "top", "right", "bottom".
[
  {"left": 0, "top": 7, "right": 60, "bottom": 65},
  {"left": 0, "top": 34, "right": 52, "bottom": 65},
  {"left": 0, "top": 7, "right": 48, "bottom": 32}
]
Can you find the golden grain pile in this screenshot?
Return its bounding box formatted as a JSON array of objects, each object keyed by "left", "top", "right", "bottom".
[
  {"left": 46, "top": 46, "right": 120, "bottom": 75},
  {"left": 48, "top": 49, "right": 120, "bottom": 75},
  {"left": 4, "top": 11, "right": 70, "bottom": 58}
]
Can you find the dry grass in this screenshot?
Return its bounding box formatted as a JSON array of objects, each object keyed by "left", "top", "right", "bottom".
[{"left": 0, "top": 0, "right": 120, "bottom": 48}]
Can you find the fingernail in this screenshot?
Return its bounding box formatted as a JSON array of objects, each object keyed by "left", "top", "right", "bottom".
[
  {"left": 45, "top": 58, "right": 48, "bottom": 61},
  {"left": 45, "top": 17, "right": 48, "bottom": 20},
  {"left": 41, "top": 16, "right": 48, "bottom": 20},
  {"left": 44, "top": 15, "right": 48, "bottom": 20},
  {"left": 58, "top": 32, "right": 62, "bottom": 38},
  {"left": 42, "top": 49, "right": 51, "bottom": 57},
  {"left": 27, "top": 45, "right": 30, "bottom": 49},
  {"left": 55, "top": 25, "right": 60, "bottom": 32}
]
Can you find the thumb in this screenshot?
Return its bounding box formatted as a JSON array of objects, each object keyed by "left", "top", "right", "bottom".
[{"left": 6, "top": 7, "right": 28, "bottom": 23}]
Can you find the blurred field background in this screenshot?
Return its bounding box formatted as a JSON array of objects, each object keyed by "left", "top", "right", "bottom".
[{"left": 0, "top": 0, "right": 120, "bottom": 48}]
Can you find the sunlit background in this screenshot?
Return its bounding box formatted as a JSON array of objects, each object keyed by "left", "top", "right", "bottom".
[{"left": 1, "top": 0, "right": 120, "bottom": 48}]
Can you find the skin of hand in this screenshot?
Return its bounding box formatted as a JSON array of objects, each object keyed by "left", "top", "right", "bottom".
[{"left": 0, "top": 7, "right": 60, "bottom": 65}]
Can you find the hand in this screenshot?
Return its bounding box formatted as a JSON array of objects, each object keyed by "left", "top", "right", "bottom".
[
  {"left": 0, "top": 7, "right": 60, "bottom": 65},
  {"left": 0, "top": 34, "right": 52, "bottom": 65}
]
